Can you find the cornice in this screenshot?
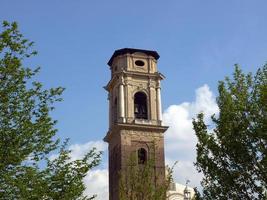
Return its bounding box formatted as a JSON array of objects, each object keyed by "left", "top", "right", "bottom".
[{"left": 103, "top": 123, "right": 168, "bottom": 143}]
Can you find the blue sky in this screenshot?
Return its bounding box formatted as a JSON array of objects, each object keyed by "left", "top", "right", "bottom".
[{"left": 1, "top": 0, "right": 267, "bottom": 197}]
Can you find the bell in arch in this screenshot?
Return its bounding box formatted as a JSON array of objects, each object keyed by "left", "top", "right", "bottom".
[{"left": 134, "top": 92, "right": 148, "bottom": 119}]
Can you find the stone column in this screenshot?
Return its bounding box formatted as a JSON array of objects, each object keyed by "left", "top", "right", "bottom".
[
  {"left": 119, "top": 76, "right": 125, "bottom": 123},
  {"left": 148, "top": 78, "right": 154, "bottom": 121},
  {"left": 156, "top": 80, "right": 162, "bottom": 122},
  {"left": 108, "top": 93, "right": 112, "bottom": 128}
]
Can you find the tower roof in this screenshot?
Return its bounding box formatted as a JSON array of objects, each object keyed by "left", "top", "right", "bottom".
[{"left": 108, "top": 48, "right": 160, "bottom": 66}]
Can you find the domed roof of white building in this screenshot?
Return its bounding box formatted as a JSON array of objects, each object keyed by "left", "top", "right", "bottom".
[{"left": 167, "top": 183, "right": 195, "bottom": 200}]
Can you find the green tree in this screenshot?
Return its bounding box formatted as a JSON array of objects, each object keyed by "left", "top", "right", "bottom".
[
  {"left": 0, "top": 21, "right": 101, "bottom": 200},
  {"left": 119, "top": 152, "right": 175, "bottom": 200},
  {"left": 193, "top": 65, "right": 267, "bottom": 199}
]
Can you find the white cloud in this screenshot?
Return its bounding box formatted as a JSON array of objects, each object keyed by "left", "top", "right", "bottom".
[
  {"left": 49, "top": 140, "right": 109, "bottom": 199},
  {"left": 64, "top": 141, "right": 109, "bottom": 199},
  {"left": 84, "top": 169, "right": 109, "bottom": 200},
  {"left": 163, "top": 84, "right": 218, "bottom": 188},
  {"left": 66, "top": 140, "right": 108, "bottom": 200},
  {"left": 68, "top": 141, "right": 109, "bottom": 199},
  {"left": 49, "top": 140, "right": 107, "bottom": 161},
  {"left": 69, "top": 140, "right": 107, "bottom": 161},
  {"left": 69, "top": 141, "right": 108, "bottom": 200}
]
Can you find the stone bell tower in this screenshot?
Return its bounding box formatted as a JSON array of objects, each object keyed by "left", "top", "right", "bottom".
[{"left": 104, "top": 48, "right": 168, "bottom": 200}]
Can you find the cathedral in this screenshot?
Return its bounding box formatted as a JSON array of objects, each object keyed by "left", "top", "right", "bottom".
[{"left": 103, "top": 48, "right": 194, "bottom": 200}]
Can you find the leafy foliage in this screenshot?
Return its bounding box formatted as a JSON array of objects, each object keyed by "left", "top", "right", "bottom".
[
  {"left": 0, "top": 21, "right": 101, "bottom": 200},
  {"left": 193, "top": 65, "right": 267, "bottom": 199},
  {"left": 119, "top": 152, "right": 175, "bottom": 200}
]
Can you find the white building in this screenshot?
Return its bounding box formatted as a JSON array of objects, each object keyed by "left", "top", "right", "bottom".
[{"left": 167, "top": 182, "right": 195, "bottom": 200}]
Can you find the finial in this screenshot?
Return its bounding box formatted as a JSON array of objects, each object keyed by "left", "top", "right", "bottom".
[
  {"left": 184, "top": 180, "right": 191, "bottom": 200},
  {"left": 186, "top": 179, "right": 190, "bottom": 186}
]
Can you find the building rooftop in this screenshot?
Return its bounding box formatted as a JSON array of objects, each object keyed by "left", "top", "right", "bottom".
[
  {"left": 168, "top": 183, "right": 195, "bottom": 200},
  {"left": 108, "top": 48, "right": 160, "bottom": 66}
]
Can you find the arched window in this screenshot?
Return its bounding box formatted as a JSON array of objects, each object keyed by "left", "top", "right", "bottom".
[
  {"left": 134, "top": 92, "right": 148, "bottom": 119},
  {"left": 138, "top": 148, "right": 147, "bottom": 164}
]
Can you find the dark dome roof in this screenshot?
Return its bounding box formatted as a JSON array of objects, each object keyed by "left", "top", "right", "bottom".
[{"left": 108, "top": 48, "right": 160, "bottom": 66}]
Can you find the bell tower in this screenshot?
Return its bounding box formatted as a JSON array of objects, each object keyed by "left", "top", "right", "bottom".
[{"left": 104, "top": 48, "right": 168, "bottom": 200}]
